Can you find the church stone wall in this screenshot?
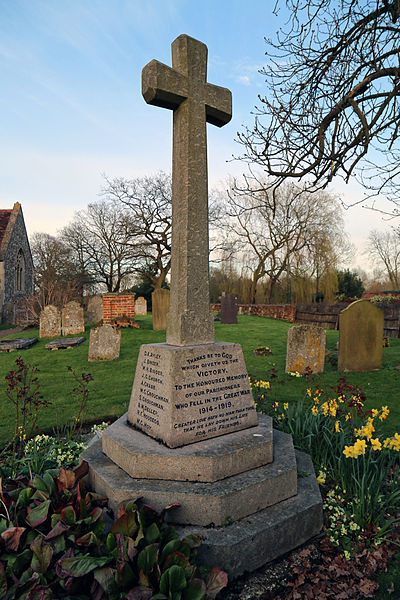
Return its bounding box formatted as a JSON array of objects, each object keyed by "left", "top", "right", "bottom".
[{"left": 1, "top": 210, "right": 34, "bottom": 324}]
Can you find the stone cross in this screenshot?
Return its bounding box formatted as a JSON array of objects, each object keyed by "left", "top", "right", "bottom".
[{"left": 142, "top": 34, "right": 232, "bottom": 346}]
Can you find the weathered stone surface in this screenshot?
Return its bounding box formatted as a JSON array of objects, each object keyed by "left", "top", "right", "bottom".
[
  {"left": 285, "top": 324, "right": 326, "bottom": 374},
  {"left": 135, "top": 296, "right": 147, "bottom": 316},
  {"left": 45, "top": 337, "right": 85, "bottom": 350},
  {"left": 39, "top": 305, "right": 61, "bottom": 338},
  {"left": 220, "top": 294, "right": 238, "bottom": 324},
  {"left": 88, "top": 324, "right": 120, "bottom": 362},
  {"left": 127, "top": 341, "right": 258, "bottom": 448},
  {"left": 178, "top": 451, "right": 323, "bottom": 578},
  {"left": 254, "top": 346, "right": 272, "bottom": 357},
  {"left": 142, "top": 34, "right": 231, "bottom": 346},
  {"left": 102, "top": 413, "right": 272, "bottom": 482},
  {"left": 338, "top": 299, "right": 384, "bottom": 372},
  {"left": 81, "top": 427, "right": 297, "bottom": 526},
  {"left": 0, "top": 337, "right": 37, "bottom": 352},
  {"left": 62, "top": 301, "right": 84, "bottom": 336},
  {"left": 152, "top": 289, "right": 170, "bottom": 331},
  {"left": 86, "top": 296, "right": 103, "bottom": 324}
]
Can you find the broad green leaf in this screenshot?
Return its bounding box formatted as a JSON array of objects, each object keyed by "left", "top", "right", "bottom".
[
  {"left": 93, "top": 566, "right": 116, "bottom": 593},
  {"left": 160, "top": 539, "right": 181, "bottom": 564},
  {"left": 61, "top": 505, "right": 76, "bottom": 525},
  {"left": 16, "top": 487, "right": 34, "bottom": 507},
  {"left": 32, "top": 476, "right": 49, "bottom": 493},
  {"left": 26, "top": 500, "right": 51, "bottom": 528},
  {"left": 144, "top": 522, "right": 160, "bottom": 544},
  {"left": 182, "top": 578, "right": 206, "bottom": 600},
  {"left": 58, "top": 555, "right": 111, "bottom": 577},
  {"left": 111, "top": 511, "right": 138, "bottom": 537},
  {"left": 30, "top": 535, "right": 53, "bottom": 574},
  {"left": 159, "top": 565, "right": 186, "bottom": 595},
  {"left": 137, "top": 544, "right": 159, "bottom": 574}
]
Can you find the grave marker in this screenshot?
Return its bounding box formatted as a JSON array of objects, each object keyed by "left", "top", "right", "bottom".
[
  {"left": 338, "top": 299, "right": 383, "bottom": 371},
  {"left": 286, "top": 324, "right": 326, "bottom": 374},
  {"left": 62, "top": 301, "right": 84, "bottom": 336},
  {"left": 39, "top": 305, "right": 61, "bottom": 338},
  {"left": 152, "top": 288, "right": 170, "bottom": 330},
  {"left": 88, "top": 324, "right": 121, "bottom": 361},
  {"left": 86, "top": 296, "right": 103, "bottom": 324},
  {"left": 220, "top": 293, "right": 238, "bottom": 324},
  {"left": 135, "top": 296, "right": 147, "bottom": 316}
]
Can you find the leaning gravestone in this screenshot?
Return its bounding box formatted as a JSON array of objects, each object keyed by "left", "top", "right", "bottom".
[
  {"left": 286, "top": 324, "right": 326, "bottom": 374},
  {"left": 220, "top": 293, "right": 238, "bottom": 324},
  {"left": 152, "top": 289, "right": 170, "bottom": 331},
  {"left": 338, "top": 299, "right": 383, "bottom": 371},
  {"left": 88, "top": 324, "right": 121, "bottom": 361},
  {"left": 62, "top": 301, "right": 84, "bottom": 336},
  {"left": 82, "top": 34, "right": 322, "bottom": 577},
  {"left": 39, "top": 305, "right": 61, "bottom": 338},
  {"left": 86, "top": 296, "right": 103, "bottom": 324},
  {"left": 135, "top": 296, "right": 147, "bottom": 316}
]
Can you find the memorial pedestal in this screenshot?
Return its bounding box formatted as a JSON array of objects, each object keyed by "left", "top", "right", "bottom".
[{"left": 127, "top": 341, "right": 258, "bottom": 448}]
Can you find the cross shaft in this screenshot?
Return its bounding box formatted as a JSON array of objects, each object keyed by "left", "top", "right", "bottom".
[{"left": 142, "top": 34, "right": 232, "bottom": 346}]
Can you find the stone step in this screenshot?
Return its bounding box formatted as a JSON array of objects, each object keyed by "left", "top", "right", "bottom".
[
  {"left": 101, "top": 413, "right": 273, "bottom": 483},
  {"left": 81, "top": 427, "right": 297, "bottom": 527},
  {"left": 178, "top": 450, "right": 323, "bottom": 578}
]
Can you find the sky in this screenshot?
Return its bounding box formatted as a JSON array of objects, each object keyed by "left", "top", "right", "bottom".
[{"left": 0, "top": 0, "right": 393, "bottom": 272}]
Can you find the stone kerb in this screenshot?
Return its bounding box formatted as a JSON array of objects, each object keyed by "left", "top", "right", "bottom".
[
  {"left": 86, "top": 296, "right": 103, "bottom": 324},
  {"left": 61, "top": 301, "right": 84, "bottom": 336},
  {"left": 135, "top": 296, "right": 147, "bottom": 316},
  {"left": 88, "top": 324, "right": 121, "bottom": 362},
  {"left": 338, "top": 299, "right": 384, "bottom": 372},
  {"left": 39, "top": 305, "right": 61, "bottom": 338},
  {"left": 152, "top": 289, "right": 170, "bottom": 330},
  {"left": 285, "top": 324, "right": 326, "bottom": 374}
]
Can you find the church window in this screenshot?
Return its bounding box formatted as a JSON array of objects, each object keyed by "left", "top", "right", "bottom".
[{"left": 15, "top": 250, "right": 25, "bottom": 292}]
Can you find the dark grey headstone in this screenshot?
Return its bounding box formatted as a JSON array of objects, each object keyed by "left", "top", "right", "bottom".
[
  {"left": 0, "top": 338, "right": 38, "bottom": 352},
  {"left": 220, "top": 293, "right": 238, "bottom": 324},
  {"left": 45, "top": 337, "right": 85, "bottom": 350}
]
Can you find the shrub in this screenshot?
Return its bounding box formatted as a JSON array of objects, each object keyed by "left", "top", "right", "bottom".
[{"left": 0, "top": 463, "right": 228, "bottom": 599}]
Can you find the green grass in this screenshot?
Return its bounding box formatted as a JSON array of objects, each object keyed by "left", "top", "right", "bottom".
[{"left": 1, "top": 314, "right": 400, "bottom": 445}]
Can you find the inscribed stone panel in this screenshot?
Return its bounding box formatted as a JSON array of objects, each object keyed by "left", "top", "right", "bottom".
[{"left": 40, "top": 305, "right": 61, "bottom": 338}]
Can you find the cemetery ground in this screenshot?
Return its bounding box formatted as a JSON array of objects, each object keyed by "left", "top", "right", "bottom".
[{"left": 0, "top": 314, "right": 400, "bottom": 598}]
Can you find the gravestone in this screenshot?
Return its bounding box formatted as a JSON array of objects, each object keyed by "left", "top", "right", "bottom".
[
  {"left": 135, "top": 296, "right": 147, "bottom": 316},
  {"left": 88, "top": 324, "right": 121, "bottom": 361},
  {"left": 39, "top": 305, "right": 61, "bottom": 338},
  {"left": 152, "top": 289, "right": 170, "bottom": 331},
  {"left": 86, "top": 296, "right": 103, "bottom": 324},
  {"left": 62, "top": 301, "right": 84, "bottom": 336},
  {"left": 338, "top": 299, "right": 384, "bottom": 371},
  {"left": 286, "top": 324, "right": 326, "bottom": 374},
  {"left": 220, "top": 293, "right": 238, "bottom": 324},
  {"left": 82, "top": 34, "right": 322, "bottom": 577}
]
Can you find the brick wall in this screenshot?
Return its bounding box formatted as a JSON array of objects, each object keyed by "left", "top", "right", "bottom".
[
  {"left": 211, "top": 303, "right": 296, "bottom": 323},
  {"left": 103, "top": 294, "right": 135, "bottom": 323}
]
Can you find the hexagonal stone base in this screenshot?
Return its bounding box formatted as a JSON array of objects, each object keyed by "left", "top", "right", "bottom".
[
  {"left": 178, "top": 450, "right": 323, "bottom": 578},
  {"left": 81, "top": 427, "right": 297, "bottom": 527},
  {"left": 101, "top": 414, "right": 273, "bottom": 482}
]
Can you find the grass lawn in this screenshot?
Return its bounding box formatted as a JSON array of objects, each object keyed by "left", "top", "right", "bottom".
[{"left": 0, "top": 314, "right": 400, "bottom": 446}]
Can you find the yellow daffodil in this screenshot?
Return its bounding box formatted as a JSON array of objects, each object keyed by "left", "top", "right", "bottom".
[
  {"left": 371, "top": 438, "right": 382, "bottom": 451},
  {"left": 311, "top": 405, "right": 319, "bottom": 416},
  {"left": 283, "top": 402, "right": 289, "bottom": 410},
  {"left": 343, "top": 445, "right": 356, "bottom": 458},
  {"left": 380, "top": 405, "right": 390, "bottom": 420},
  {"left": 353, "top": 438, "right": 367, "bottom": 456},
  {"left": 371, "top": 409, "right": 379, "bottom": 417},
  {"left": 334, "top": 420, "right": 341, "bottom": 433},
  {"left": 307, "top": 388, "right": 312, "bottom": 397},
  {"left": 317, "top": 471, "right": 326, "bottom": 485}
]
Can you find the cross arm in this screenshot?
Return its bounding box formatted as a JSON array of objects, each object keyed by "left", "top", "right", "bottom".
[
  {"left": 142, "top": 59, "right": 188, "bottom": 110},
  {"left": 205, "top": 83, "right": 232, "bottom": 127}
]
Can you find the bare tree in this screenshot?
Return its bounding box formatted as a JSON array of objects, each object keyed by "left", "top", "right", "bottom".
[
  {"left": 367, "top": 229, "right": 400, "bottom": 287},
  {"left": 219, "top": 181, "right": 346, "bottom": 303},
  {"left": 101, "top": 172, "right": 172, "bottom": 289},
  {"left": 237, "top": 0, "right": 400, "bottom": 213},
  {"left": 61, "top": 200, "right": 138, "bottom": 293}
]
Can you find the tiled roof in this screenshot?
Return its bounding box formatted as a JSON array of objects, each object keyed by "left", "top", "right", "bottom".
[{"left": 0, "top": 210, "right": 12, "bottom": 247}]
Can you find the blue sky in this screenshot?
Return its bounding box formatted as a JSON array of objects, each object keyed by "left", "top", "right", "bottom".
[{"left": 0, "top": 0, "right": 386, "bottom": 268}]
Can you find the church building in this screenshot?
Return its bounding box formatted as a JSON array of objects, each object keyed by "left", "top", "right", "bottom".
[{"left": 0, "top": 203, "right": 34, "bottom": 324}]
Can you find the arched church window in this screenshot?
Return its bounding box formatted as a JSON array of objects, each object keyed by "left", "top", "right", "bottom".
[{"left": 15, "top": 250, "right": 25, "bottom": 292}]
